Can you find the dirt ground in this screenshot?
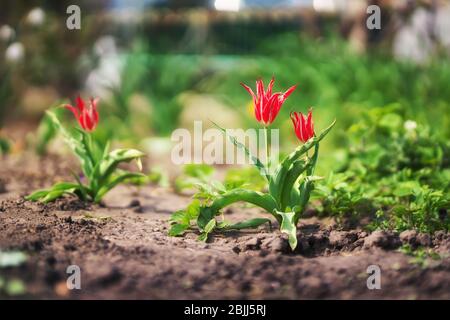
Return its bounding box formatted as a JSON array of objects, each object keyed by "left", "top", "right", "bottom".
[{"left": 0, "top": 153, "right": 449, "bottom": 299}]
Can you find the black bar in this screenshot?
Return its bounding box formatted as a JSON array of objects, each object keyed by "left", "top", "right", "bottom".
[{"left": 0, "top": 300, "right": 446, "bottom": 318}]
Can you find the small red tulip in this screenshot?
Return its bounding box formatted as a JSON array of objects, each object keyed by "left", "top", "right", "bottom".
[
  {"left": 290, "top": 109, "right": 315, "bottom": 143},
  {"left": 241, "top": 77, "right": 297, "bottom": 126},
  {"left": 65, "top": 96, "right": 99, "bottom": 132}
]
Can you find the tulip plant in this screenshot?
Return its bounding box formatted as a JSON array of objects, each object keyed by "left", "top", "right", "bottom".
[
  {"left": 170, "top": 78, "right": 335, "bottom": 250},
  {"left": 26, "top": 96, "right": 145, "bottom": 204}
]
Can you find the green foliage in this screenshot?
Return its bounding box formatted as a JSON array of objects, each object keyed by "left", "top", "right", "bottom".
[
  {"left": 223, "top": 218, "right": 272, "bottom": 231},
  {"left": 0, "top": 70, "right": 13, "bottom": 126},
  {"left": 112, "top": 42, "right": 209, "bottom": 136},
  {"left": 169, "top": 121, "right": 335, "bottom": 250},
  {"left": 0, "top": 277, "right": 27, "bottom": 297},
  {"left": 169, "top": 199, "right": 201, "bottom": 237},
  {"left": 0, "top": 250, "right": 27, "bottom": 297},
  {"left": 146, "top": 167, "right": 169, "bottom": 187},
  {"left": 314, "top": 172, "right": 376, "bottom": 225},
  {"left": 142, "top": 54, "right": 204, "bottom": 135},
  {"left": 207, "top": 34, "right": 450, "bottom": 137},
  {"left": 371, "top": 186, "right": 449, "bottom": 233},
  {"left": 26, "top": 110, "right": 145, "bottom": 203},
  {"left": 314, "top": 107, "right": 450, "bottom": 232},
  {"left": 212, "top": 121, "right": 269, "bottom": 179},
  {"left": 223, "top": 167, "right": 267, "bottom": 191},
  {"left": 0, "top": 137, "right": 10, "bottom": 155},
  {"left": 33, "top": 106, "right": 65, "bottom": 155},
  {"left": 174, "top": 164, "right": 216, "bottom": 194},
  {"left": 278, "top": 211, "right": 297, "bottom": 250},
  {"left": 399, "top": 244, "right": 442, "bottom": 268}
]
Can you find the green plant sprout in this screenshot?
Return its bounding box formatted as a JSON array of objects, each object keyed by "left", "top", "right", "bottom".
[{"left": 26, "top": 97, "right": 145, "bottom": 204}]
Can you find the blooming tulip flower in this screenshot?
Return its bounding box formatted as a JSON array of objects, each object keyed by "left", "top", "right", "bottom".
[
  {"left": 27, "top": 98, "right": 145, "bottom": 204},
  {"left": 290, "top": 109, "right": 315, "bottom": 143},
  {"left": 241, "top": 78, "right": 297, "bottom": 126},
  {"left": 65, "top": 96, "right": 99, "bottom": 132}
]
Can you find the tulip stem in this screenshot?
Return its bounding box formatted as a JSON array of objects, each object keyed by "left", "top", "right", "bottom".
[{"left": 264, "top": 126, "right": 269, "bottom": 168}]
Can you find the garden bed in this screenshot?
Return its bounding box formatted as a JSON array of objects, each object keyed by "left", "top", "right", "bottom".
[{"left": 0, "top": 154, "right": 449, "bottom": 299}]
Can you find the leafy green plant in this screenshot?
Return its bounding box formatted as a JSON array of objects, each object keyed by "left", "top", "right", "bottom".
[
  {"left": 223, "top": 166, "right": 267, "bottom": 192},
  {"left": 169, "top": 79, "right": 335, "bottom": 250},
  {"left": 32, "top": 105, "right": 66, "bottom": 155},
  {"left": 174, "top": 164, "right": 216, "bottom": 194},
  {"left": 26, "top": 98, "right": 145, "bottom": 204},
  {"left": 313, "top": 106, "right": 449, "bottom": 232},
  {"left": 372, "top": 185, "right": 450, "bottom": 233},
  {"left": 170, "top": 122, "right": 334, "bottom": 249},
  {"left": 119, "top": 167, "right": 169, "bottom": 189},
  {"left": 314, "top": 172, "right": 375, "bottom": 225}
]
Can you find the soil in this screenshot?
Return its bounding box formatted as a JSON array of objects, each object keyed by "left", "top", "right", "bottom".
[{"left": 0, "top": 153, "right": 449, "bottom": 299}]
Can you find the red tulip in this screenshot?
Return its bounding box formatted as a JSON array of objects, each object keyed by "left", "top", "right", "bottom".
[
  {"left": 290, "top": 109, "right": 315, "bottom": 143},
  {"left": 65, "top": 96, "right": 99, "bottom": 132},
  {"left": 241, "top": 78, "right": 297, "bottom": 126}
]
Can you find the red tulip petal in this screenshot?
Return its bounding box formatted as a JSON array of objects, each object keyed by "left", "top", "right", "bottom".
[
  {"left": 256, "top": 79, "right": 264, "bottom": 99},
  {"left": 292, "top": 112, "right": 303, "bottom": 141},
  {"left": 254, "top": 102, "right": 261, "bottom": 122},
  {"left": 290, "top": 111, "right": 296, "bottom": 123},
  {"left": 267, "top": 94, "right": 282, "bottom": 124},
  {"left": 76, "top": 95, "right": 85, "bottom": 112},
  {"left": 296, "top": 113, "right": 302, "bottom": 136},
  {"left": 241, "top": 82, "right": 261, "bottom": 123},
  {"left": 240, "top": 82, "right": 255, "bottom": 98},
  {"left": 266, "top": 77, "right": 275, "bottom": 97},
  {"left": 290, "top": 112, "right": 300, "bottom": 141},
  {"left": 65, "top": 104, "right": 79, "bottom": 119},
  {"left": 307, "top": 109, "right": 314, "bottom": 139},
  {"left": 90, "top": 98, "right": 99, "bottom": 127},
  {"left": 78, "top": 114, "right": 87, "bottom": 131},
  {"left": 301, "top": 112, "right": 309, "bottom": 142},
  {"left": 260, "top": 98, "right": 269, "bottom": 124},
  {"left": 84, "top": 111, "right": 93, "bottom": 131},
  {"left": 282, "top": 85, "right": 297, "bottom": 101}
]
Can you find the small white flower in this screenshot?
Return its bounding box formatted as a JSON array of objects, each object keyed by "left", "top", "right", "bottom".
[
  {"left": 404, "top": 120, "right": 417, "bottom": 131},
  {"left": 5, "top": 42, "right": 25, "bottom": 63},
  {"left": 0, "top": 25, "right": 15, "bottom": 42},
  {"left": 26, "top": 7, "right": 46, "bottom": 26}
]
